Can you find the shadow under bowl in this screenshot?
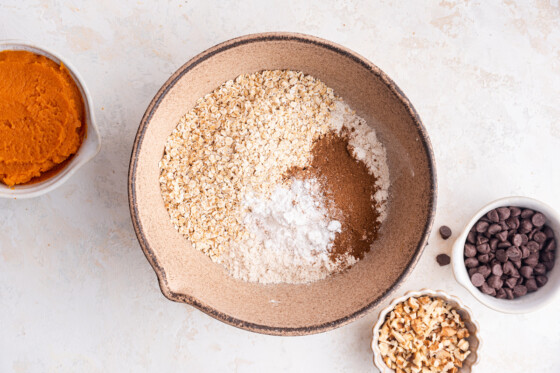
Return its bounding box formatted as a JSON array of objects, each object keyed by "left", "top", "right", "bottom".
[{"left": 128, "top": 32, "right": 437, "bottom": 335}]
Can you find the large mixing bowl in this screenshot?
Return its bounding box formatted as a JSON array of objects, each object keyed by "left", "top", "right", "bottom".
[{"left": 128, "top": 32, "right": 436, "bottom": 335}]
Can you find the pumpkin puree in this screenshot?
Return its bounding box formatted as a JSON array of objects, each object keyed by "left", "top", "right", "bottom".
[{"left": 0, "top": 50, "right": 85, "bottom": 186}]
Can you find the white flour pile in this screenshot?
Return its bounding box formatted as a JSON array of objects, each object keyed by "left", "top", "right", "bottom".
[
  {"left": 159, "top": 70, "right": 390, "bottom": 284},
  {"left": 221, "top": 178, "right": 354, "bottom": 283}
]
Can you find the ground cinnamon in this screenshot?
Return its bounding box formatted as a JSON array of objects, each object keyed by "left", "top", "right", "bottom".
[{"left": 287, "top": 132, "right": 381, "bottom": 263}]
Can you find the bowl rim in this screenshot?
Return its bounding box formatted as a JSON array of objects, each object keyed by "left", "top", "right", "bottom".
[
  {"left": 451, "top": 196, "right": 560, "bottom": 313},
  {"left": 127, "top": 32, "right": 437, "bottom": 335},
  {"left": 371, "top": 288, "right": 482, "bottom": 372},
  {"left": 0, "top": 39, "right": 101, "bottom": 199}
]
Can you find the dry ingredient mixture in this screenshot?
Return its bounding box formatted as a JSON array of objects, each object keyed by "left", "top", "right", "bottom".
[
  {"left": 159, "top": 70, "right": 390, "bottom": 284},
  {"left": 378, "top": 296, "right": 471, "bottom": 373},
  {"left": 0, "top": 50, "right": 86, "bottom": 186}
]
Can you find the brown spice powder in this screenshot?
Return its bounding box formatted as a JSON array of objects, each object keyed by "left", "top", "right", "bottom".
[{"left": 287, "top": 131, "right": 381, "bottom": 263}]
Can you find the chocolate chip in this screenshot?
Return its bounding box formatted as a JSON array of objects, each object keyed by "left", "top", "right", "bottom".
[
  {"left": 491, "top": 263, "right": 503, "bottom": 276},
  {"left": 478, "top": 253, "right": 490, "bottom": 263},
  {"left": 505, "top": 288, "right": 514, "bottom": 299},
  {"left": 513, "top": 285, "right": 527, "bottom": 298},
  {"left": 464, "top": 243, "right": 477, "bottom": 257},
  {"left": 536, "top": 275, "right": 548, "bottom": 287},
  {"left": 521, "top": 234, "right": 529, "bottom": 245},
  {"left": 439, "top": 225, "right": 452, "bottom": 240},
  {"left": 506, "top": 246, "right": 522, "bottom": 261},
  {"left": 521, "top": 246, "right": 530, "bottom": 259},
  {"left": 436, "top": 253, "right": 451, "bottom": 266},
  {"left": 468, "top": 267, "right": 478, "bottom": 277},
  {"left": 481, "top": 282, "right": 496, "bottom": 296},
  {"left": 532, "top": 213, "right": 546, "bottom": 227},
  {"left": 519, "top": 219, "right": 533, "bottom": 234},
  {"left": 477, "top": 265, "right": 491, "bottom": 278},
  {"left": 487, "top": 223, "right": 502, "bottom": 235},
  {"left": 520, "top": 266, "right": 533, "bottom": 278},
  {"left": 506, "top": 217, "right": 520, "bottom": 230},
  {"left": 467, "top": 230, "right": 476, "bottom": 244},
  {"left": 532, "top": 231, "right": 546, "bottom": 244},
  {"left": 540, "top": 250, "right": 555, "bottom": 263},
  {"left": 496, "top": 249, "right": 508, "bottom": 262},
  {"left": 487, "top": 209, "right": 500, "bottom": 223},
  {"left": 544, "top": 239, "right": 556, "bottom": 252},
  {"left": 497, "top": 241, "right": 511, "bottom": 249},
  {"left": 544, "top": 226, "right": 555, "bottom": 239},
  {"left": 495, "top": 288, "right": 507, "bottom": 299},
  {"left": 521, "top": 209, "right": 535, "bottom": 219},
  {"left": 526, "top": 241, "right": 540, "bottom": 253},
  {"left": 465, "top": 257, "right": 479, "bottom": 268},
  {"left": 476, "top": 243, "right": 490, "bottom": 254},
  {"left": 505, "top": 276, "right": 518, "bottom": 289},
  {"left": 471, "top": 272, "right": 485, "bottom": 287},
  {"left": 476, "top": 221, "right": 489, "bottom": 233},
  {"left": 476, "top": 235, "right": 489, "bottom": 245},
  {"left": 512, "top": 234, "right": 523, "bottom": 247},
  {"left": 526, "top": 278, "right": 538, "bottom": 292},
  {"left": 528, "top": 229, "right": 537, "bottom": 240},
  {"left": 502, "top": 261, "right": 514, "bottom": 275},
  {"left": 545, "top": 261, "right": 555, "bottom": 271},
  {"left": 524, "top": 253, "right": 539, "bottom": 267},
  {"left": 490, "top": 238, "right": 499, "bottom": 251},
  {"left": 534, "top": 263, "right": 547, "bottom": 275},
  {"left": 496, "top": 207, "right": 510, "bottom": 221},
  {"left": 488, "top": 275, "right": 503, "bottom": 289},
  {"left": 509, "top": 207, "right": 521, "bottom": 217}
]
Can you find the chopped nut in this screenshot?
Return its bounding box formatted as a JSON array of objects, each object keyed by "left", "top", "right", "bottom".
[
  {"left": 457, "top": 338, "right": 469, "bottom": 352},
  {"left": 440, "top": 327, "right": 457, "bottom": 337}
]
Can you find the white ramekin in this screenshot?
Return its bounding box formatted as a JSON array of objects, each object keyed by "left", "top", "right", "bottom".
[
  {"left": 452, "top": 196, "right": 560, "bottom": 313},
  {"left": 0, "top": 41, "right": 101, "bottom": 199},
  {"left": 372, "top": 289, "right": 481, "bottom": 373}
]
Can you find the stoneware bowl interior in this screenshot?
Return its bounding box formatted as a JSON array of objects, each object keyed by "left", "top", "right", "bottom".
[
  {"left": 371, "top": 289, "right": 481, "bottom": 372},
  {"left": 452, "top": 196, "right": 560, "bottom": 313},
  {"left": 129, "top": 33, "right": 436, "bottom": 335},
  {"left": 0, "top": 41, "right": 101, "bottom": 199}
]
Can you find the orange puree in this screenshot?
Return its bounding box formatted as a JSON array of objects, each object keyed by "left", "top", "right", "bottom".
[{"left": 0, "top": 50, "right": 86, "bottom": 186}]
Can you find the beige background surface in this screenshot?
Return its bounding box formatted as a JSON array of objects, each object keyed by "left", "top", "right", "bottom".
[{"left": 1, "top": 0, "right": 559, "bottom": 372}]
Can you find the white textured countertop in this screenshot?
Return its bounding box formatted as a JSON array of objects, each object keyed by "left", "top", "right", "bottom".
[{"left": 1, "top": 1, "right": 560, "bottom": 372}]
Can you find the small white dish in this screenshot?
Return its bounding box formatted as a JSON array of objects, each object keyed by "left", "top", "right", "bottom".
[
  {"left": 452, "top": 196, "right": 560, "bottom": 313},
  {"left": 0, "top": 40, "right": 101, "bottom": 199},
  {"left": 372, "top": 289, "right": 481, "bottom": 373}
]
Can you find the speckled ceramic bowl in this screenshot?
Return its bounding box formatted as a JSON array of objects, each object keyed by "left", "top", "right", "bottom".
[
  {"left": 128, "top": 32, "right": 436, "bottom": 335},
  {"left": 372, "top": 289, "right": 481, "bottom": 372},
  {"left": 0, "top": 41, "right": 101, "bottom": 199}
]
